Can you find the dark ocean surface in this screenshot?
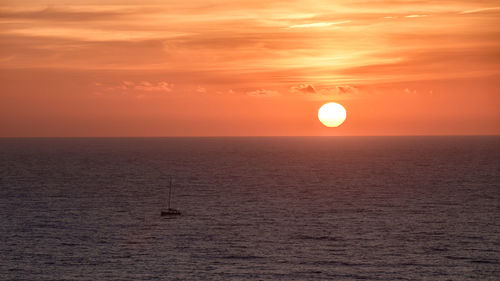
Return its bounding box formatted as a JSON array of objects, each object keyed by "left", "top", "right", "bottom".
[{"left": 0, "top": 136, "right": 499, "bottom": 280}]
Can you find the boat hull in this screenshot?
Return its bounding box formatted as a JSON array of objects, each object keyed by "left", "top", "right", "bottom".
[{"left": 161, "top": 208, "right": 181, "bottom": 216}]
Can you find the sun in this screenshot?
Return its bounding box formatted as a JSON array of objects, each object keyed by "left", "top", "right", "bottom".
[{"left": 318, "top": 102, "right": 347, "bottom": 127}]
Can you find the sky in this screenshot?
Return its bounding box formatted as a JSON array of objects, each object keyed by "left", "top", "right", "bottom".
[{"left": 0, "top": 0, "right": 499, "bottom": 136}]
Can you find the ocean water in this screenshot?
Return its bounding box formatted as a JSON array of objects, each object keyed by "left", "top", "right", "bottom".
[{"left": 0, "top": 136, "right": 499, "bottom": 280}]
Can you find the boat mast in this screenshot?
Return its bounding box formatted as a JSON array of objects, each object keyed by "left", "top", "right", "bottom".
[{"left": 168, "top": 176, "right": 173, "bottom": 209}]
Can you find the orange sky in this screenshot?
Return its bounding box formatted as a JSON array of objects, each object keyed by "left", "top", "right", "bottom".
[{"left": 1, "top": 0, "right": 499, "bottom": 136}]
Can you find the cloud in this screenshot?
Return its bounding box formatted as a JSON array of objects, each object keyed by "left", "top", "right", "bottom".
[
  {"left": 290, "top": 84, "right": 316, "bottom": 94},
  {"left": 95, "top": 80, "right": 173, "bottom": 94},
  {"left": 246, "top": 89, "right": 279, "bottom": 97},
  {"left": 318, "top": 85, "right": 359, "bottom": 96},
  {"left": 288, "top": 21, "right": 351, "bottom": 29},
  {"left": 336, "top": 85, "right": 359, "bottom": 95},
  {"left": 460, "top": 7, "right": 500, "bottom": 14},
  {"left": 0, "top": 6, "right": 132, "bottom": 21},
  {"left": 405, "top": 15, "right": 428, "bottom": 18},
  {"left": 1, "top": 0, "right": 499, "bottom": 87},
  {"left": 338, "top": 46, "right": 500, "bottom": 83},
  {"left": 134, "top": 81, "right": 172, "bottom": 92}
]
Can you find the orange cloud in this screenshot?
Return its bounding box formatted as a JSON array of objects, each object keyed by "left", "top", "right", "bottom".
[
  {"left": 94, "top": 81, "right": 173, "bottom": 96},
  {"left": 318, "top": 86, "right": 359, "bottom": 96},
  {"left": 246, "top": 89, "right": 280, "bottom": 97},
  {"left": 290, "top": 84, "right": 316, "bottom": 94}
]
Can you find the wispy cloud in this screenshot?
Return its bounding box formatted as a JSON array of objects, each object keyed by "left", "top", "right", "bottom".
[
  {"left": 134, "top": 81, "right": 172, "bottom": 92},
  {"left": 0, "top": 6, "right": 133, "bottom": 21},
  {"left": 95, "top": 81, "right": 173, "bottom": 94},
  {"left": 246, "top": 89, "right": 280, "bottom": 97},
  {"left": 3, "top": 27, "right": 185, "bottom": 42},
  {"left": 318, "top": 85, "right": 359, "bottom": 96},
  {"left": 460, "top": 7, "right": 500, "bottom": 14},
  {"left": 1, "top": 1, "right": 499, "bottom": 86},
  {"left": 288, "top": 20, "right": 351, "bottom": 28},
  {"left": 405, "top": 14, "right": 428, "bottom": 18}
]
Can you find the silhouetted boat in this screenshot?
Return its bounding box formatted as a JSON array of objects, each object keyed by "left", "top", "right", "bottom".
[{"left": 161, "top": 177, "right": 181, "bottom": 216}]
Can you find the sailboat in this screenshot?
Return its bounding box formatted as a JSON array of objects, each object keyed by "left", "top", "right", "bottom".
[{"left": 161, "top": 176, "right": 181, "bottom": 216}]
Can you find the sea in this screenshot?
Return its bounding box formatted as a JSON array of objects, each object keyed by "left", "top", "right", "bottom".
[{"left": 0, "top": 136, "right": 499, "bottom": 280}]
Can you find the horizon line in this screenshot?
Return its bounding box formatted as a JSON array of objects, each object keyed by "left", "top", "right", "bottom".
[{"left": 1, "top": 134, "right": 499, "bottom": 139}]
